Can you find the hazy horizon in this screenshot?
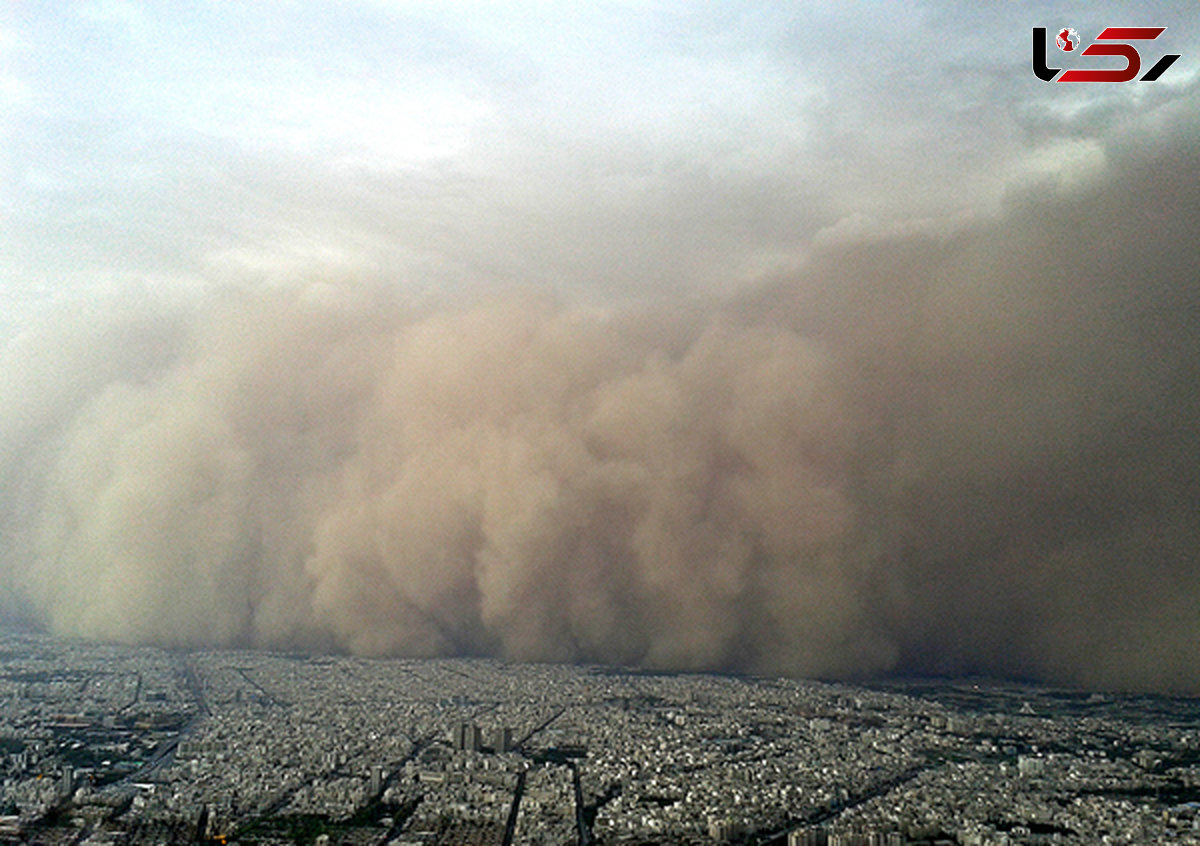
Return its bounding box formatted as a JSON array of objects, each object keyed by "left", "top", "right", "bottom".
[{"left": 2, "top": 2, "right": 1199, "bottom": 694}]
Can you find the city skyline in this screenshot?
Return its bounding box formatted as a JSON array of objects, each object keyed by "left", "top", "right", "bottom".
[{"left": 1, "top": 632, "right": 1199, "bottom": 843}]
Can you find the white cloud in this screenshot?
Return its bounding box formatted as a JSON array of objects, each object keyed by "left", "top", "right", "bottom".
[
  {"left": 1006, "top": 138, "right": 1107, "bottom": 191},
  {"left": 3, "top": 0, "right": 1199, "bottom": 313},
  {"left": 233, "top": 79, "right": 490, "bottom": 170}
]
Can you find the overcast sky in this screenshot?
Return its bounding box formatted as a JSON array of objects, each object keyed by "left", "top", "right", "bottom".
[{"left": 3, "top": 1, "right": 1196, "bottom": 328}]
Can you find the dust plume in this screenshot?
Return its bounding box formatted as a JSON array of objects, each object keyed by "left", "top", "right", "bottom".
[{"left": 1, "top": 100, "right": 1198, "bottom": 693}]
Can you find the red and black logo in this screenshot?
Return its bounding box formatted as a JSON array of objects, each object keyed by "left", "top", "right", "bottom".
[{"left": 1033, "top": 27, "right": 1180, "bottom": 82}]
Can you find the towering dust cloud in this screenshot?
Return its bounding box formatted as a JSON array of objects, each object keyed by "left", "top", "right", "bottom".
[{"left": 2, "top": 124, "right": 1199, "bottom": 694}]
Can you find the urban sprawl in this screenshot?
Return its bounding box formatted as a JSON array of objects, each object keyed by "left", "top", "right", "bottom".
[{"left": 1, "top": 633, "right": 1198, "bottom": 844}]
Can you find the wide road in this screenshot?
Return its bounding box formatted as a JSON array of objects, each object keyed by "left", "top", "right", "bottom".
[{"left": 500, "top": 769, "right": 527, "bottom": 846}]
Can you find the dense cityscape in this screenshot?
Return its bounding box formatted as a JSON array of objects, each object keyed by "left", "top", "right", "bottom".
[{"left": 0, "top": 632, "right": 1198, "bottom": 845}]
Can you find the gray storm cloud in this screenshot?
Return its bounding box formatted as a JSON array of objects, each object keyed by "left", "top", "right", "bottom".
[{"left": 2, "top": 106, "right": 1199, "bottom": 694}]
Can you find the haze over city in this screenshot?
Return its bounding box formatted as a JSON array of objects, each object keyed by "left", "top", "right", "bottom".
[{"left": 1, "top": 2, "right": 1199, "bottom": 693}]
